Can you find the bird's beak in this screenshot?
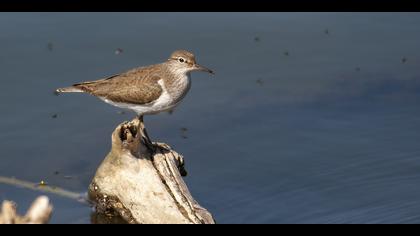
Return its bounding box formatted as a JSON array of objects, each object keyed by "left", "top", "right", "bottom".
[{"left": 193, "top": 64, "right": 214, "bottom": 75}]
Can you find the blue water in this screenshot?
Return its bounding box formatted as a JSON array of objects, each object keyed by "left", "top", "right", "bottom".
[{"left": 1, "top": 12, "right": 420, "bottom": 223}]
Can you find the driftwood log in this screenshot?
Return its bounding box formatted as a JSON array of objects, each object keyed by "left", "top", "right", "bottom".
[
  {"left": 88, "top": 117, "right": 215, "bottom": 224},
  {"left": 0, "top": 196, "right": 53, "bottom": 224}
]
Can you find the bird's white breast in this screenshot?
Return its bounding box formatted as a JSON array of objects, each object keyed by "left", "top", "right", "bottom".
[{"left": 151, "top": 79, "right": 177, "bottom": 110}]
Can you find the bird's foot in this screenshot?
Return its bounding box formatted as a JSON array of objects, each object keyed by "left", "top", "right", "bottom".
[{"left": 137, "top": 115, "right": 156, "bottom": 153}]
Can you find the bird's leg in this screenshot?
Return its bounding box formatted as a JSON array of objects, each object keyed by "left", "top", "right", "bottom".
[
  {"left": 138, "top": 115, "right": 155, "bottom": 153},
  {"left": 138, "top": 115, "right": 152, "bottom": 143}
]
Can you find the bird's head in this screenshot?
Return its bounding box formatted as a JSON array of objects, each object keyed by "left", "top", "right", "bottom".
[{"left": 167, "top": 50, "right": 214, "bottom": 75}]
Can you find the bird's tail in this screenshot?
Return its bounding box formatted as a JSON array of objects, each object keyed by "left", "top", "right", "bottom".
[{"left": 55, "top": 86, "right": 84, "bottom": 94}]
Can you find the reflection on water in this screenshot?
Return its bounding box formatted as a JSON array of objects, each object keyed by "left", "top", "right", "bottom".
[{"left": 1, "top": 13, "right": 420, "bottom": 223}]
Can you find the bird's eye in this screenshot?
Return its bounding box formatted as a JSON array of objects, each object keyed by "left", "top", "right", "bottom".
[{"left": 178, "top": 58, "right": 185, "bottom": 63}]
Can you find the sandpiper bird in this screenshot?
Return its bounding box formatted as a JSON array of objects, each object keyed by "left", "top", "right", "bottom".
[{"left": 56, "top": 50, "right": 213, "bottom": 143}]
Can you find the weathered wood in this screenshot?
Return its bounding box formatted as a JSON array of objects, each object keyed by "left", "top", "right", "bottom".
[
  {"left": 0, "top": 196, "right": 53, "bottom": 224},
  {"left": 88, "top": 117, "right": 215, "bottom": 224}
]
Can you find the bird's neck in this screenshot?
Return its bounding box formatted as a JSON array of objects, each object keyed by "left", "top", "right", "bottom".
[
  {"left": 165, "top": 63, "right": 190, "bottom": 83},
  {"left": 164, "top": 66, "right": 191, "bottom": 101}
]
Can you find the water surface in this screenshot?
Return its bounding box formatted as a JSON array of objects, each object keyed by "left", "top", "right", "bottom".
[{"left": 1, "top": 13, "right": 420, "bottom": 223}]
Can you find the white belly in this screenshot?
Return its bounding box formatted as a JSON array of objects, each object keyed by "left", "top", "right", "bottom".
[
  {"left": 101, "top": 90, "right": 175, "bottom": 115},
  {"left": 101, "top": 78, "right": 190, "bottom": 115}
]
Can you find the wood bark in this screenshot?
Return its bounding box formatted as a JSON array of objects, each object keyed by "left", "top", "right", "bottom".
[
  {"left": 88, "top": 117, "right": 215, "bottom": 224},
  {"left": 0, "top": 196, "right": 53, "bottom": 224}
]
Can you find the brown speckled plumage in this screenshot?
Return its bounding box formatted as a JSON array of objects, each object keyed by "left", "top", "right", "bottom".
[
  {"left": 56, "top": 49, "right": 213, "bottom": 115},
  {"left": 73, "top": 65, "right": 165, "bottom": 105}
]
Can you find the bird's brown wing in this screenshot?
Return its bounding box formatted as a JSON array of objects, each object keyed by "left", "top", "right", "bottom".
[{"left": 73, "top": 66, "right": 164, "bottom": 105}]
